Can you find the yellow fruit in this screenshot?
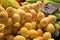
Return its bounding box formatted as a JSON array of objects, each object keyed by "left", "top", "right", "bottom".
[
  {"left": 29, "top": 9, "right": 36, "bottom": 18},
  {"left": 48, "top": 15, "right": 57, "bottom": 23},
  {"left": 0, "top": 4, "right": 2, "bottom": 7},
  {"left": 54, "top": 23, "right": 60, "bottom": 31},
  {"left": 25, "top": 13, "right": 32, "bottom": 21},
  {"left": 13, "top": 22, "right": 20, "bottom": 27},
  {"left": 12, "top": 14, "right": 20, "bottom": 23},
  {"left": 20, "top": 19, "right": 26, "bottom": 24},
  {"left": 14, "top": 35, "right": 26, "bottom": 40},
  {"left": 48, "top": 38, "right": 55, "bottom": 40},
  {"left": 6, "top": 7, "right": 18, "bottom": 16},
  {"left": 40, "top": 17, "right": 48, "bottom": 27},
  {"left": 43, "top": 32, "right": 52, "bottom": 40},
  {"left": 7, "top": 17, "right": 13, "bottom": 26},
  {"left": 31, "top": 1, "right": 42, "bottom": 11},
  {"left": 31, "top": 22, "right": 36, "bottom": 29},
  {"left": 36, "top": 12, "right": 45, "bottom": 21},
  {"left": 0, "top": 32, "right": 5, "bottom": 40},
  {"left": 24, "top": 22, "right": 33, "bottom": 29},
  {"left": 0, "top": 0, "right": 20, "bottom": 8},
  {"left": 17, "top": 9, "right": 26, "bottom": 19},
  {"left": 37, "top": 29, "right": 43, "bottom": 36},
  {"left": 0, "top": 24, "right": 5, "bottom": 30},
  {"left": 0, "top": 7, "right": 5, "bottom": 12},
  {"left": 33, "top": 36, "right": 43, "bottom": 40},
  {"left": 28, "top": 29, "right": 38, "bottom": 38},
  {"left": 0, "top": 11, "right": 8, "bottom": 21},
  {"left": 20, "top": 5, "right": 31, "bottom": 12},
  {"left": 46, "top": 23, "right": 55, "bottom": 33},
  {"left": 43, "top": 0, "right": 49, "bottom": 5},
  {"left": 19, "top": 27, "right": 29, "bottom": 37}
]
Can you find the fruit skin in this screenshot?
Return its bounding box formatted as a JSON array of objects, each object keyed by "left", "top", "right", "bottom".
[
  {"left": 46, "top": 23, "right": 55, "bottom": 33},
  {"left": 14, "top": 35, "right": 26, "bottom": 40},
  {"left": 0, "top": 4, "right": 2, "bottom": 7},
  {"left": 43, "top": 32, "right": 52, "bottom": 40},
  {"left": 0, "top": 0, "right": 20, "bottom": 8}
]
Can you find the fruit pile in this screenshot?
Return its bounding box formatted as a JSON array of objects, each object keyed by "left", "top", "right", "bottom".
[{"left": 0, "top": 1, "right": 60, "bottom": 40}]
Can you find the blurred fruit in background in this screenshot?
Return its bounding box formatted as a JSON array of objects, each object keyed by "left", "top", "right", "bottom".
[
  {"left": 16, "top": 0, "right": 26, "bottom": 4},
  {"left": 0, "top": 0, "right": 20, "bottom": 8}
]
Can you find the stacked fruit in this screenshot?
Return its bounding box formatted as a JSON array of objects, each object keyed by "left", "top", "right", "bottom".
[{"left": 0, "top": 1, "right": 59, "bottom": 40}]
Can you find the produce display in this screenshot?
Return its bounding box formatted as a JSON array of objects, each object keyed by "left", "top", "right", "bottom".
[{"left": 0, "top": 0, "right": 60, "bottom": 40}]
